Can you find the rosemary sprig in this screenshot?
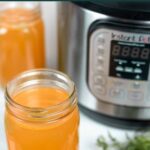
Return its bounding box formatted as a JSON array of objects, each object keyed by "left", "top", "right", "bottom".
[{"left": 97, "top": 131, "right": 150, "bottom": 150}]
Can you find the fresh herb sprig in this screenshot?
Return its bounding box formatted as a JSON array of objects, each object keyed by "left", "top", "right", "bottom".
[{"left": 97, "top": 132, "right": 150, "bottom": 150}]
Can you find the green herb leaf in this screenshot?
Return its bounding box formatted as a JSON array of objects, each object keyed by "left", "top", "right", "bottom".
[
  {"left": 97, "top": 131, "right": 150, "bottom": 150},
  {"left": 97, "top": 136, "right": 108, "bottom": 150}
]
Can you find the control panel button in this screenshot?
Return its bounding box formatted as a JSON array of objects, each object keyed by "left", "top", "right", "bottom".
[
  {"left": 132, "top": 82, "right": 141, "bottom": 89},
  {"left": 110, "top": 88, "right": 124, "bottom": 99},
  {"left": 128, "top": 91, "right": 143, "bottom": 101},
  {"left": 96, "top": 66, "right": 104, "bottom": 73},
  {"left": 94, "top": 75, "right": 106, "bottom": 85},
  {"left": 95, "top": 69, "right": 105, "bottom": 75},
  {"left": 97, "top": 46, "right": 104, "bottom": 55},
  {"left": 134, "top": 68, "right": 142, "bottom": 74},
  {"left": 116, "top": 66, "right": 124, "bottom": 72},
  {"left": 97, "top": 56, "right": 104, "bottom": 65},
  {"left": 97, "top": 35, "right": 105, "bottom": 45},
  {"left": 125, "top": 67, "right": 133, "bottom": 73},
  {"left": 94, "top": 85, "right": 106, "bottom": 95},
  {"left": 116, "top": 73, "right": 121, "bottom": 77},
  {"left": 135, "top": 75, "right": 141, "bottom": 80}
]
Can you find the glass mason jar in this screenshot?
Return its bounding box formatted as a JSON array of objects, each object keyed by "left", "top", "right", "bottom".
[
  {"left": 5, "top": 69, "right": 79, "bottom": 150},
  {"left": 0, "top": 2, "right": 45, "bottom": 87}
]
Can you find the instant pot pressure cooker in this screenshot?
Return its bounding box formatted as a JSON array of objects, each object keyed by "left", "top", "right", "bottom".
[{"left": 58, "top": 1, "right": 150, "bottom": 121}]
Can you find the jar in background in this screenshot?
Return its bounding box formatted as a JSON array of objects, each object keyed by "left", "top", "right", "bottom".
[
  {"left": 0, "top": 2, "right": 45, "bottom": 87},
  {"left": 5, "top": 69, "right": 79, "bottom": 150}
]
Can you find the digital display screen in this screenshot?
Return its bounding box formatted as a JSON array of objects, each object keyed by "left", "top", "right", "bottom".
[
  {"left": 112, "top": 43, "right": 150, "bottom": 59},
  {"left": 109, "top": 40, "right": 150, "bottom": 80}
]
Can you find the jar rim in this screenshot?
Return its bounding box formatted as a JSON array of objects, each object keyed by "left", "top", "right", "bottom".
[
  {"left": 0, "top": 2, "right": 41, "bottom": 23},
  {"left": 5, "top": 69, "right": 77, "bottom": 122},
  {"left": 0, "top": 2, "right": 40, "bottom": 11}
]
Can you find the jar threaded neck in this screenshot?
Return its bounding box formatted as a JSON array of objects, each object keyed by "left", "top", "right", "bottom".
[{"left": 5, "top": 69, "right": 77, "bottom": 123}]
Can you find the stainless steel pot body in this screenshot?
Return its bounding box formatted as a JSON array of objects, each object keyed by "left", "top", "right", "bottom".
[{"left": 58, "top": 2, "right": 150, "bottom": 120}]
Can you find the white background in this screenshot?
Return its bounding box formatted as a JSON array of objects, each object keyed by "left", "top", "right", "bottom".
[
  {"left": 41, "top": 2, "right": 58, "bottom": 69},
  {"left": 0, "top": 2, "right": 134, "bottom": 150}
]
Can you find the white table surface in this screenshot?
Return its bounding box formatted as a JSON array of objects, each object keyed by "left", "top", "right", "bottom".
[{"left": 0, "top": 89, "right": 134, "bottom": 150}]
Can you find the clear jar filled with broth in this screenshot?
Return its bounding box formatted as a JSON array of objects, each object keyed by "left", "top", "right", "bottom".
[
  {"left": 0, "top": 2, "right": 45, "bottom": 87},
  {"left": 5, "top": 69, "right": 79, "bottom": 150}
]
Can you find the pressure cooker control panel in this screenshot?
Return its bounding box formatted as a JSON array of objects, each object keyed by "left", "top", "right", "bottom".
[{"left": 88, "top": 27, "right": 150, "bottom": 107}]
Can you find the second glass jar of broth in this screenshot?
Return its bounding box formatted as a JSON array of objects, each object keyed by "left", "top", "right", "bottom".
[
  {"left": 0, "top": 2, "right": 45, "bottom": 87},
  {"left": 5, "top": 69, "right": 79, "bottom": 150}
]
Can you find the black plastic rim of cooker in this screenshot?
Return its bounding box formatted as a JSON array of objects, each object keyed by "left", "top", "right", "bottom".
[
  {"left": 73, "top": 1, "right": 150, "bottom": 21},
  {"left": 79, "top": 104, "right": 150, "bottom": 130}
]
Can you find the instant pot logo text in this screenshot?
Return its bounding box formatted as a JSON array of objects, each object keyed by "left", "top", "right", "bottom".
[{"left": 112, "top": 33, "right": 150, "bottom": 43}]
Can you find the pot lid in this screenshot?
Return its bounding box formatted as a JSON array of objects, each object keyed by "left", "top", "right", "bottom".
[
  {"left": 74, "top": 1, "right": 150, "bottom": 20},
  {"left": 91, "top": 1, "right": 150, "bottom": 12}
]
